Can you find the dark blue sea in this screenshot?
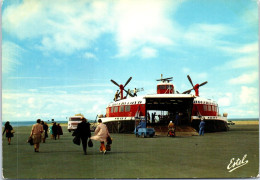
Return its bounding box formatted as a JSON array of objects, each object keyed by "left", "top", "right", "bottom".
[
  {"left": 2, "top": 121, "right": 68, "bottom": 127},
  {"left": 2, "top": 120, "right": 96, "bottom": 127}
]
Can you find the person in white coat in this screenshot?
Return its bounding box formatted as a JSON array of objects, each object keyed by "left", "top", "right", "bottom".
[{"left": 91, "top": 119, "right": 110, "bottom": 154}]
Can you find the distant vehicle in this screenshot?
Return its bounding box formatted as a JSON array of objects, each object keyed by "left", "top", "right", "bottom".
[
  {"left": 67, "top": 116, "right": 83, "bottom": 132},
  {"left": 134, "top": 128, "right": 155, "bottom": 138},
  {"left": 227, "top": 121, "right": 235, "bottom": 125}
]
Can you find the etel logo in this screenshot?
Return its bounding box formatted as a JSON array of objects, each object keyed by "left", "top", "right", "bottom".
[{"left": 227, "top": 154, "right": 249, "bottom": 172}]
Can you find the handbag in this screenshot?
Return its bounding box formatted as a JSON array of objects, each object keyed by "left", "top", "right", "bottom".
[
  {"left": 27, "top": 136, "right": 34, "bottom": 145},
  {"left": 11, "top": 130, "right": 15, "bottom": 133},
  {"left": 107, "top": 136, "right": 112, "bottom": 144},
  {"left": 73, "top": 136, "right": 80, "bottom": 145},
  {"left": 88, "top": 139, "right": 93, "bottom": 147},
  {"left": 106, "top": 144, "right": 111, "bottom": 151}
]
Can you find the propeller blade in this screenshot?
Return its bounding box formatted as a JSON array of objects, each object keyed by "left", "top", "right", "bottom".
[
  {"left": 111, "top": 79, "right": 120, "bottom": 87},
  {"left": 199, "top": 81, "right": 208, "bottom": 87},
  {"left": 182, "top": 88, "right": 193, "bottom": 94},
  {"left": 124, "top": 89, "right": 134, "bottom": 97},
  {"left": 124, "top": 77, "right": 132, "bottom": 87},
  {"left": 187, "top": 75, "right": 194, "bottom": 87},
  {"left": 176, "top": 91, "right": 180, "bottom": 94}
]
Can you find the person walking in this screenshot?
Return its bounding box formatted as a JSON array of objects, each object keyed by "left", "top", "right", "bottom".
[
  {"left": 30, "top": 119, "right": 44, "bottom": 152},
  {"left": 199, "top": 117, "right": 206, "bottom": 136},
  {"left": 76, "top": 117, "right": 91, "bottom": 155},
  {"left": 49, "top": 123, "right": 53, "bottom": 139},
  {"left": 57, "top": 124, "right": 63, "bottom": 139},
  {"left": 174, "top": 112, "right": 180, "bottom": 126},
  {"left": 41, "top": 121, "right": 48, "bottom": 143},
  {"left": 91, "top": 119, "right": 110, "bottom": 154},
  {"left": 2, "top": 121, "right": 14, "bottom": 145},
  {"left": 167, "top": 121, "right": 175, "bottom": 137},
  {"left": 52, "top": 122, "right": 58, "bottom": 140}
]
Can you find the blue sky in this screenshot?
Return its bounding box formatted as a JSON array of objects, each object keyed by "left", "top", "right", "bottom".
[{"left": 2, "top": 0, "right": 259, "bottom": 122}]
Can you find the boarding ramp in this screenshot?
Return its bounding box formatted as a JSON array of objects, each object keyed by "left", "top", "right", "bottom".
[{"left": 147, "top": 124, "right": 199, "bottom": 136}]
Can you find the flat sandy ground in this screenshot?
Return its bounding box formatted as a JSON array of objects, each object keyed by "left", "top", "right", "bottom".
[
  {"left": 232, "top": 120, "right": 259, "bottom": 125},
  {"left": 2, "top": 123, "right": 259, "bottom": 179}
]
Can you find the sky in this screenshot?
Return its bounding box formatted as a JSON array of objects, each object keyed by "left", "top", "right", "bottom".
[{"left": 1, "top": 0, "right": 259, "bottom": 122}]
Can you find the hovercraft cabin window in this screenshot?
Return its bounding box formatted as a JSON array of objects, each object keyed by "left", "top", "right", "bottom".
[
  {"left": 167, "top": 85, "right": 173, "bottom": 89},
  {"left": 203, "top": 105, "right": 207, "bottom": 111},
  {"left": 159, "top": 85, "right": 166, "bottom": 89},
  {"left": 114, "top": 106, "right": 118, "bottom": 113},
  {"left": 125, "top": 105, "right": 130, "bottom": 112},
  {"left": 120, "top": 106, "right": 124, "bottom": 112},
  {"left": 110, "top": 107, "right": 114, "bottom": 113}
]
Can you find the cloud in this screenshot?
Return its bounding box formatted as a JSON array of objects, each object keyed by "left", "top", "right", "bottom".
[
  {"left": 183, "top": 23, "right": 235, "bottom": 47},
  {"left": 228, "top": 72, "right": 258, "bottom": 85},
  {"left": 217, "top": 93, "right": 232, "bottom": 107},
  {"left": 214, "top": 42, "right": 258, "bottom": 71},
  {"left": 8, "top": 77, "right": 51, "bottom": 80},
  {"left": 2, "top": 41, "right": 23, "bottom": 73},
  {"left": 241, "top": 4, "right": 258, "bottom": 27},
  {"left": 239, "top": 86, "right": 258, "bottom": 104},
  {"left": 219, "top": 42, "right": 258, "bottom": 55},
  {"left": 224, "top": 55, "right": 258, "bottom": 69},
  {"left": 39, "top": 83, "right": 113, "bottom": 89},
  {"left": 140, "top": 47, "right": 158, "bottom": 59},
  {"left": 80, "top": 89, "right": 114, "bottom": 95},
  {"left": 3, "top": 0, "right": 182, "bottom": 58},
  {"left": 83, "top": 52, "right": 98, "bottom": 60},
  {"left": 182, "top": 68, "right": 190, "bottom": 74},
  {"left": 2, "top": 90, "right": 112, "bottom": 121},
  {"left": 3, "top": 0, "right": 114, "bottom": 54},
  {"left": 114, "top": 0, "right": 180, "bottom": 57}
]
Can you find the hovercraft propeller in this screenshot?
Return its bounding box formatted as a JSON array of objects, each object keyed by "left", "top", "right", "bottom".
[
  {"left": 183, "top": 75, "right": 208, "bottom": 96},
  {"left": 111, "top": 77, "right": 134, "bottom": 100}
]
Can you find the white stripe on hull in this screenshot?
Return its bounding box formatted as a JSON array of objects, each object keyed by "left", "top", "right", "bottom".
[
  {"left": 192, "top": 116, "right": 228, "bottom": 122},
  {"left": 100, "top": 116, "right": 145, "bottom": 123}
]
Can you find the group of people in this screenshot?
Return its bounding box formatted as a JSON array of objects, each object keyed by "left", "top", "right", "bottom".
[
  {"left": 114, "top": 88, "right": 138, "bottom": 101},
  {"left": 74, "top": 117, "right": 111, "bottom": 155},
  {"left": 166, "top": 117, "right": 206, "bottom": 136},
  {"left": 49, "top": 122, "right": 63, "bottom": 140},
  {"left": 3, "top": 116, "right": 205, "bottom": 154},
  {"left": 29, "top": 119, "right": 63, "bottom": 152},
  {"left": 28, "top": 117, "right": 111, "bottom": 155}
]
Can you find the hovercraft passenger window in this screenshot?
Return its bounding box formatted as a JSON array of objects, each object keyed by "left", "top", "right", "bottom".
[
  {"left": 208, "top": 105, "right": 211, "bottom": 111},
  {"left": 203, "top": 105, "right": 207, "bottom": 111},
  {"left": 70, "top": 118, "right": 82, "bottom": 121},
  {"left": 120, "top": 106, "right": 124, "bottom": 112},
  {"left": 111, "top": 107, "right": 114, "bottom": 113},
  {"left": 114, "top": 106, "right": 118, "bottom": 113},
  {"left": 167, "top": 85, "right": 173, "bottom": 89},
  {"left": 125, "top": 105, "right": 130, "bottom": 112},
  {"left": 160, "top": 85, "right": 166, "bottom": 89}
]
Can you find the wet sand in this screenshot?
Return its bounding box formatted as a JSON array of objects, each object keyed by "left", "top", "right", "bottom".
[{"left": 2, "top": 123, "right": 259, "bottom": 179}]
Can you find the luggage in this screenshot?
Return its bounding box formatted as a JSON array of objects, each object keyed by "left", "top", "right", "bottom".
[
  {"left": 88, "top": 139, "right": 93, "bottom": 147},
  {"left": 168, "top": 130, "right": 175, "bottom": 137},
  {"left": 73, "top": 136, "right": 80, "bottom": 145},
  {"left": 27, "top": 136, "right": 34, "bottom": 145},
  {"left": 107, "top": 136, "right": 112, "bottom": 144},
  {"left": 106, "top": 144, "right": 111, "bottom": 151}
]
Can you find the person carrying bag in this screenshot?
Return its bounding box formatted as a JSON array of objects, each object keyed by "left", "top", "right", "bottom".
[{"left": 74, "top": 117, "right": 91, "bottom": 155}]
